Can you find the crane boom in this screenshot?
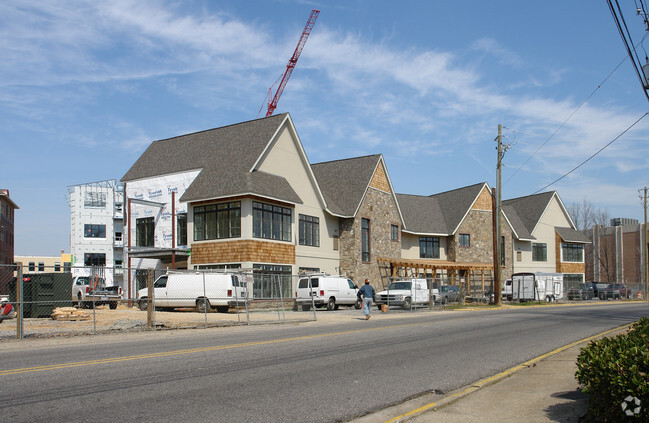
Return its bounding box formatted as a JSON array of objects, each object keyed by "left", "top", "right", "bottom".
[{"left": 265, "top": 9, "right": 319, "bottom": 117}]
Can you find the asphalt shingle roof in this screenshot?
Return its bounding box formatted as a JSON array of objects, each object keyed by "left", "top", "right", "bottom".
[
  {"left": 502, "top": 192, "right": 556, "bottom": 239},
  {"left": 311, "top": 155, "right": 382, "bottom": 217},
  {"left": 397, "top": 183, "right": 487, "bottom": 235},
  {"left": 121, "top": 113, "right": 302, "bottom": 204},
  {"left": 555, "top": 227, "right": 590, "bottom": 243}
]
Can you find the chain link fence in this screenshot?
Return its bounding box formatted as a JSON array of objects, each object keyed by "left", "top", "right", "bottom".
[{"left": 0, "top": 264, "right": 326, "bottom": 339}]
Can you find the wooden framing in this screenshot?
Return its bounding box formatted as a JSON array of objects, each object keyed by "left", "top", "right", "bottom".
[{"left": 376, "top": 257, "right": 493, "bottom": 292}]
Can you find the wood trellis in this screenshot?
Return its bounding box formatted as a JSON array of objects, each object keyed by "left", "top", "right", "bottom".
[{"left": 376, "top": 257, "right": 494, "bottom": 293}]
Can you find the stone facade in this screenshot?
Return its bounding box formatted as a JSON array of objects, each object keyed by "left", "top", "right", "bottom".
[
  {"left": 448, "top": 210, "right": 493, "bottom": 264},
  {"left": 339, "top": 187, "right": 401, "bottom": 285}
]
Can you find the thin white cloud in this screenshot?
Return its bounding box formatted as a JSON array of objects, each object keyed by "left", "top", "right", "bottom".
[{"left": 472, "top": 37, "right": 525, "bottom": 68}]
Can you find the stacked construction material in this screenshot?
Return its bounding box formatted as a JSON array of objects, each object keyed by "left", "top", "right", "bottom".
[{"left": 51, "top": 307, "right": 90, "bottom": 321}]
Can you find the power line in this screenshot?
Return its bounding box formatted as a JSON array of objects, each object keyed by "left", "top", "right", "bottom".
[
  {"left": 504, "top": 51, "right": 631, "bottom": 185},
  {"left": 533, "top": 111, "right": 649, "bottom": 194},
  {"left": 608, "top": 0, "right": 649, "bottom": 101}
]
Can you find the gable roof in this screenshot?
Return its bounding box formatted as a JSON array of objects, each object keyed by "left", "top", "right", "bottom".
[
  {"left": 555, "top": 227, "right": 590, "bottom": 244},
  {"left": 502, "top": 191, "right": 575, "bottom": 241},
  {"left": 311, "top": 154, "right": 382, "bottom": 217},
  {"left": 121, "top": 113, "right": 302, "bottom": 204},
  {"left": 397, "top": 182, "right": 489, "bottom": 235}
]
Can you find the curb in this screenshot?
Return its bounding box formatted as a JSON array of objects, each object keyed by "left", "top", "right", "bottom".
[{"left": 382, "top": 323, "right": 633, "bottom": 423}]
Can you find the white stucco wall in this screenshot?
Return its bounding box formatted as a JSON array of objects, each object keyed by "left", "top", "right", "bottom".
[
  {"left": 400, "top": 233, "right": 448, "bottom": 260},
  {"left": 512, "top": 195, "right": 572, "bottom": 274},
  {"left": 255, "top": 124, "right": 339, "bottom": 274}
]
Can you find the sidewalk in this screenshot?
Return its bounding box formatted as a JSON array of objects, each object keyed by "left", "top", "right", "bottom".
[
  {"left": 408, "top": 341, "right": 589, "bottom": 423},
  {"left": 357, "top": 325, "right": 632, "bottom": 423}
]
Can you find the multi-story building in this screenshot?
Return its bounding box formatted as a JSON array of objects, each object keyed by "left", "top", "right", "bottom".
[
  {"left": 67, "top": 180, "right": 124, "bottom": 287},
  {"left": 502, "top": 191, "right": 590, "bottom": 287},
  {"left": 15, "top": 251, "right": 72, "bottom": 273},
  {"left": 0, "top": 189, "right": 19, "bottom": 295},
  {"left": 582, "top": 221, "right": 647, "bottom": 287},
  {"left": 119, "top": 113, "right": 589, "bottom": 299}
]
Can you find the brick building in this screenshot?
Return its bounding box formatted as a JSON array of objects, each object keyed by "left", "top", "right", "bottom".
[{"left": 0, "top": 189, "right": 19, "bottom": 295}]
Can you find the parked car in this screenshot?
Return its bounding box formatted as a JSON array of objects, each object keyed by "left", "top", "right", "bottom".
[
  {"left": 591, "top": 282, "right": 608, "bottom": 298},
  {"left": 439, "top": 285, "right": 461, "bottom": 304},
  {"left": 567, "top": 284, "right": 594, "bottom": 301},
  {"left": 294, "top": 275, "right": 361, "bottom": 311},
  {"left": 599, "top": 283, "right": 629, "bottom": 300}
]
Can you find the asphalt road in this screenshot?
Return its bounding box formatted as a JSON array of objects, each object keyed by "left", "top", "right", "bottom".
[{"left": 2, "top": 302, "right": 647, "bottom": 423}]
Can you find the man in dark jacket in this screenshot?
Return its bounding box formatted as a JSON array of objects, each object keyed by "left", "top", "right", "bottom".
[{"left": 357, "top": 279, "right": 375, "bottom": 320}]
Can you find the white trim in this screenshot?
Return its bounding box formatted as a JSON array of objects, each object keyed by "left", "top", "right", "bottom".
[
  {"left": 450, "top": 182, "right": 492, "bottom": 235},
  {"left": 559, "top": 241, "right": 585, "bottom": 264},
  {"left": 249, "top": 114, "right": 329, "bottom": 211},
  {"left": 401, "top": 230, "right": 448, "bottom": 237},
  {"left": 186, "top": 193, "right": 302, "bottom": 207}
]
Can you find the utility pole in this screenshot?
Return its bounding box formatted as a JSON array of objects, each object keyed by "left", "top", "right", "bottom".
[
  {"left": 493, "top": 124, "right": 503, "bottom": 305},
  {"left": 640, "top": 187, "right": 649, "bottom": 299}
]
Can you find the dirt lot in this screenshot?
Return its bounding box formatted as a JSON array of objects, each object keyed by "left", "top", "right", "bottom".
[{"left": 0, "top": 304, "right": 317, "bottom": 339}]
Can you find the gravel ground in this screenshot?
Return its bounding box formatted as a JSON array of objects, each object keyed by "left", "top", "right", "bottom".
[{"left": 0, "top": 304, "right": 322, "bottom": 339}]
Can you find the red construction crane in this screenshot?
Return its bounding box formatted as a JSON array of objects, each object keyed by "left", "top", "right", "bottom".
[{"left": 262, "top": 9, "right": 319, "bottom": 117}]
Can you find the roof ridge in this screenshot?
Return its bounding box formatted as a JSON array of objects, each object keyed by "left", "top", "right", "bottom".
[
  {"left": 311, "top": 153, "right": 381, "bottom": 166},
  {"left": 151, "top": 113, "right": 288, "bottom": 144},
  {"left": 428, "top": 181, "right": 487, "bottom": 198},
  {"left": 503, "top": 190, "right": 555, "bottom": 204}
]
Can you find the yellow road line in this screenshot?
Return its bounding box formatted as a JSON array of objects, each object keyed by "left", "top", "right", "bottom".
[
  {"left": 384, "top": 323, "right": 632, "bottom": 423},
  {"left": 0, "top": 321, "right": 428, "bottom": 376}
]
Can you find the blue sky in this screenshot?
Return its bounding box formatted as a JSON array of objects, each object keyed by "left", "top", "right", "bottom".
[{"left": 3, "top": 0, "right": 649, "bottom": 256}]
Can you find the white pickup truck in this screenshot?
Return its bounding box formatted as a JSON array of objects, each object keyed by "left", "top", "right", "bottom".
[
  {"left": 375, "top": 279, "right": 439, "bottom": 310},
  {"left": 72, "top": 276, "right": 123, "bottom": 309}
]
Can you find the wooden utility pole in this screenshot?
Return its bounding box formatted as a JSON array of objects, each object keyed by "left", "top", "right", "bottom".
[
  {"left": 494, "top": 124, "right": 503, "bottom": 305},
  {"left": 640, "top": 187, "right": 649, "bottom": 299}
]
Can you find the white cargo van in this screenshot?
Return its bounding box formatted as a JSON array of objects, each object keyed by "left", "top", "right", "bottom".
[
  {"left": 295, "top": 275, "right": 361, "bottom": 311},
  {"left": 137, "top": 272, "right": 247, "bottom": 313}
]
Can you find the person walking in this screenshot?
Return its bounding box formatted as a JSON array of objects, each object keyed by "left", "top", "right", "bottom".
[{"left": 357, "top": 278, "right": 375, "bottom": 320}]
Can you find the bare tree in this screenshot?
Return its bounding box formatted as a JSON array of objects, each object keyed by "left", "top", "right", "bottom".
[{"left": 568, "top": 198, "right": 610, "bottom": 230}]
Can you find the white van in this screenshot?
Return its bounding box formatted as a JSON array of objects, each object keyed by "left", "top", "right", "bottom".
[
  {"left": 137, "top": 272, "right": 247, "bottom": 313},
  {"left": 295, "top": 275, "right": 361, "bottom": 311}
]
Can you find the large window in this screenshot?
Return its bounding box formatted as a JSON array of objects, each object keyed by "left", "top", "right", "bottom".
[
  {"left": 459, "top": 233, "right": 470, "bottom": 247},
  {"left": 253, "top": 202, "right": 291, "bottom": 241},
  {"left": 84, "top": 253, "right": 106, "bottom": 267},
  {"left": 84, "top": 224, "right": 106, "bottom": 238},
  {"left": 84, "top": 192, "right": 106, "bottom": 208},
  {"left": 562, "top": 243, "right": 584, "bottom": 262},
  {"left": 299, "top": 214, "right": 319, "bottom": 247},
  {"left": 532, "top": 243, "right": 547, "bottom": 262},
  {"left": 419, "top": 237, "right": 440, "bottom": 259},
  {"left": 362, "top": 218, "right": 371, "bottom": 262},
  {"left": 564, "top": 274, "right": 584, "bottom": 284},
  {"left": 194, "top": 202, "right": 241, "bottom": 241},
  {"left": 177, "top": 213, "right": 187, "bottom": 246},
  {"left": 136, "top": 217, "right": 155, "bottom": 247}
]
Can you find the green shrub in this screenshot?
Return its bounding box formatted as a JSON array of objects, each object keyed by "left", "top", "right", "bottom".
[{"left": 576, "top": 317, "right": 649, "bottom": 421}]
